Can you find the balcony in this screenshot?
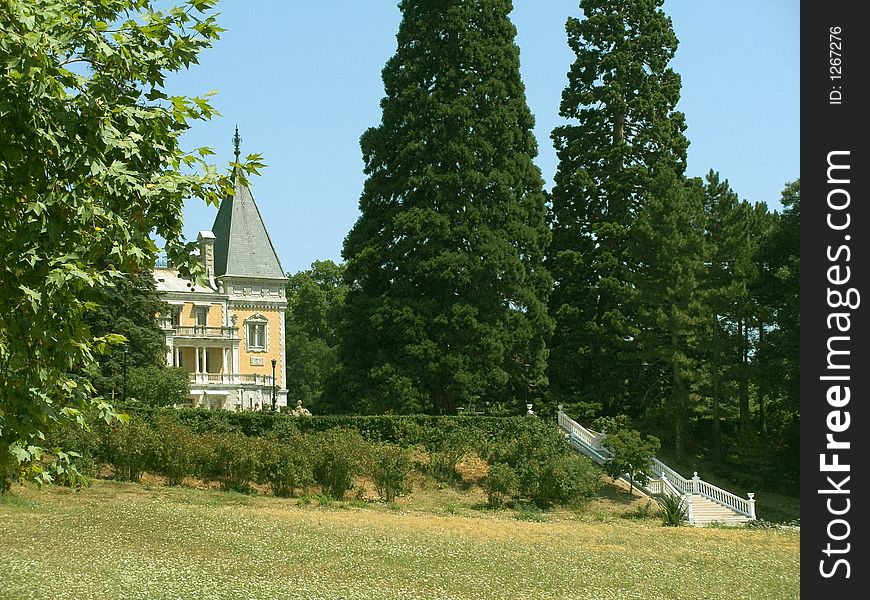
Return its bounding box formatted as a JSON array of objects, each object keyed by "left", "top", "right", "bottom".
[
  {"left": 172, "top": 326, "right": 238, "bottom": 339},
  {"left": 189, "top": 373, "right": 275, "bottom": 386}
]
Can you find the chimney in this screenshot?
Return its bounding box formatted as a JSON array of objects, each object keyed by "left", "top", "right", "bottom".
[{"left": 197, "top": 231, "right": 216, "bottom": 280}]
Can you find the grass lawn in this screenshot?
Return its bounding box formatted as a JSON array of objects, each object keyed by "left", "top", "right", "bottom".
[{"left": 0, "top": 480, "right": 799, "bottom": 600}]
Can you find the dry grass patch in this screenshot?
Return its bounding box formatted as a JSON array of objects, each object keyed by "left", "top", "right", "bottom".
[{"left": 0, "top": 480, "right": 798, "bottom": 600}]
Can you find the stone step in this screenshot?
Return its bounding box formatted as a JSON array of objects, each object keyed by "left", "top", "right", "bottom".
[{"left": 689, "top": 494, "right": 752, "bottom": 525}]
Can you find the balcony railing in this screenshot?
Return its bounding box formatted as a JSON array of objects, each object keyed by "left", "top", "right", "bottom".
[
  {"left": 172, "top": 326, "right": 238, "bottom": 339},
  {"left": 189, "top": 373, "right": 275, "bottom": 386}
]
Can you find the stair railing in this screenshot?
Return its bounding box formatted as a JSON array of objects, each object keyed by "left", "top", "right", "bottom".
[{"left": 557, "top": 407, "right": 754, "bottom": 520}]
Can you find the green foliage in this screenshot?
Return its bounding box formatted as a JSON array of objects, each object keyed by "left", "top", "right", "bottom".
[
  {"left": 753, "top": 180, "right": 800, "bottom": 490},
  {"left": 200, "top": 432, "right": 260, "bottom": 493},
  {"left": 100, "top": 421, "right": 157, "bottom": 483},
  {"left": 122, "top": 405, "right": 537, "bottom": 449},
  {"left": 311, "top": 429, "right": 366, "bottom": 500},
  {"left": 151, "top": 416, "right": 202, "bottom": 486},
  {"left": 487, "top": 420, "right": 601, "bottom": 508},
  {"left": 128, "top": 366, "right": 190, "bottom": 407},
  {"left": 548, "top": 0, "right": 688, "bottom": 413},
  {"left": 338, "top": 0, "right": 552, "bottom": 415},
  {"left": 0, "top": 0, "right": 232, "bottom": 490},
  {"left": 529, "top": 453, "right": 602, "bottom": 509},
  {"left": 657, "top": 493, "right": 688, "bottom": 527},
  {"left": 427, "top": 428, "right": 473, "bottom": 484},
  {"left": 367, "top": 444, "right": 412, "bottom": 502},
  {"left": 284, "top": 260, "right": 347, "bottom": 413},
  {"left": 44, "top": 419, "right": 100, "bottom": 481},
  {"left": 591, "top": 414, "right": 633, "bottom": 435},
  {"left": 258, "top": 436, "right": 313, "bottom": 498},
  {"left": 483, "top": 463, "right": 517, "bottom": 508},
  {"left": 84, "top": 271, "right": 170, "bottom": 398},
  {"left": 602, "top": 428, "right": 660, "bottom": 495},
  {"left": 627, "top": 172, "right": 706, "bottom": 459}
]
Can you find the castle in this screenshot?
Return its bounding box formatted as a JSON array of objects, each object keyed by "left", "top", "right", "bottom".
[{"left": 154, "top": 131, "right": 288, "bottom": 411}]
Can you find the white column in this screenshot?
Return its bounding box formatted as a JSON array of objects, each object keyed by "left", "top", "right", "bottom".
[
  {"left": 279, "top": 309, "right": 286, "bottom": 389},
  {"left": 223, "top": 348, "right": 229, "bottom": 374},
  {"left": 195, "top": 346, "right": 201, "bottom": 374},
  {"left": 232, "top": 345, "right": 240, "bottom": 381}
]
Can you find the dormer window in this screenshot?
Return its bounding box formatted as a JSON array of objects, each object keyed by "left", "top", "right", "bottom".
[{"left": 245, "top": 314, "right": 267, "bottom": 351}]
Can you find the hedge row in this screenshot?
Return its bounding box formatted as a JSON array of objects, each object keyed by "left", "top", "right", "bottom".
[
  {"left": 117, "top": 404, "right": 547, "bottom": 451},
  {"left": 46, "top": 408, "right": 602, "bottom": 508}
]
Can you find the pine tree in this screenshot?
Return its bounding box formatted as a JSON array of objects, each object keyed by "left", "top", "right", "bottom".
[
  {"left": 699, "top": 171, "right": 754, "bottom": 454},
  {"left": 754, "top": 180, "right": 799, "bottom": 484},
  {"left": 339, "top": 0, "right": 552, "bottom": 415},
  {"left": 629, "top": 172, "right": 706, "bottom": 459},
  {"left": 548, "top": 0, "right": 688, "bottom": 413}
]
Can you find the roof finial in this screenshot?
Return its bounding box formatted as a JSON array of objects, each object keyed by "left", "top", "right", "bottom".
[{"left": 233, "top": 125, "right": 241, "bottom": 162}]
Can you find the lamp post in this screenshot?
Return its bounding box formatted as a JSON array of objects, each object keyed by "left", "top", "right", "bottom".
[
  {"left": 271, "top": 358, "right": 277, "bottom": 411},
  {"left": 122, "top": 344, "right": 129, "bottom": 403}
]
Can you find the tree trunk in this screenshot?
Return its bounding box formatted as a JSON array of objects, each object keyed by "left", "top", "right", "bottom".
[
  {"left": 710, "top": 315, "right": 722, "bottom": 458},
  {"left": 757, "top": 317, "right": 767, "bottom": 435},
  {"left": 738, "top": 318, "right": 751, "bottom": 435},
  {"left": 711, "top": 367, "right": 722, "bottom": 461},
  {"left": 671, "top": 324, "right": 684, "bottom": 461}
]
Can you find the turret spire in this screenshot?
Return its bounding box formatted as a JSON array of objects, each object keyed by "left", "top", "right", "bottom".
[{"left": 233, "top": 125, "right": 241, "bottom": 162}]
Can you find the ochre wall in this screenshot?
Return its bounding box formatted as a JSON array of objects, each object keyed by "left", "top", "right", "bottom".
[
  {"left": 232, "top": 307, "right": 283, "bottom": 387},
  {"left": 178, "top": 302, "right": 224, "bottom": 327},
  {"left": 208, "top": 303, "right": 224, "bottom": 327}
]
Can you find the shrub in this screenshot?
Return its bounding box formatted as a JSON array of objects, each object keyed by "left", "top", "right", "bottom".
[
  {"left": 368, "top": 444, "right": 412, "bottom": 502},
  {"left": 44, "top": 419, "right": 100, "bottom": 480},
  {"left": 657, "top": 493, "right": 689, "bottom": 526},
  {"left": 100, "top": 420, "right": 157, "bottom": 482},
  {"left": 127, "top": 365, "right": 190, "bottom": 407},
  {"left": 151, "top": 416, "right": 202, "bottom": 486},
  {"left": 483, "top": 463, "right": 517, "bottom": 508},
  {"left": 527, "top": 453, "right": 601, "bottom": 508},
  {"left": 311, "top": 428, "right": 367, "bottom": 500},
  {"left": 487, "top": 421, "right": 601, "bottom": 508},
  {"left": 428, "top": 428, "right": 473, "bottom": 484},
  {"left": 258, "top": 435, "right": 313, "bottom": 498},
  {"left": 121, "top": 406, "right": 536, "bottom": 449},
  {"left": 200, "top": 431, "right": 260, "bottom": 492}
]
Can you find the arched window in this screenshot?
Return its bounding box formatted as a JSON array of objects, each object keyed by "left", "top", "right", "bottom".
[{"left": 245, "top": 314, "right": 268, "bottom": 351}]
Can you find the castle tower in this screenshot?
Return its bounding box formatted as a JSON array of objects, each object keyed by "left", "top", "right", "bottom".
[
  {"left": 155, "top": 129, "right": 288, "bottom": 411},
  {"left": 211, "top": 156, "right": 288, "bottom": 409}
]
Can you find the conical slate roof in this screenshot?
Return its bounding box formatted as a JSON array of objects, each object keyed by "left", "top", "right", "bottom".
[{"left": 212, "top": 171, "right": 286, "bottom": 279}]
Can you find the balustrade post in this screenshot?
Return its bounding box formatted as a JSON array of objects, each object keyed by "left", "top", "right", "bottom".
[
  {"left": 747, "top": 492, "right": 756, "bottom": 519},
  {"left": 684, "top": 493, "right": 693, "bottom": 524},
  {"left": 692, "top": 471, "right": 700, "bottom": 495}
]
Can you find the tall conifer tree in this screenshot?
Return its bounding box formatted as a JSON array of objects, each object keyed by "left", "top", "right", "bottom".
[
  {"left": 338, "top": 0, "right": 552, "bottom": 414},
  {"left": 699, "top": 171, "right": 755, "bottom": 455},
  {"left": 629, "top": 173, "right": 706, "bottom": 459},
  {"left": 548, "top": 0, "right": 688, "bottom": 412}
]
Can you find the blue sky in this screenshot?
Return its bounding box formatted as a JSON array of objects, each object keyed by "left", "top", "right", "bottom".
[{"left": 167, "top": 1, "right": 799, "bottom": 275}]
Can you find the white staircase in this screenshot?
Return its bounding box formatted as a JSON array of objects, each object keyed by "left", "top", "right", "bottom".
[{"left": 557, "top": 409, "right": 756, "bottom": 525}]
